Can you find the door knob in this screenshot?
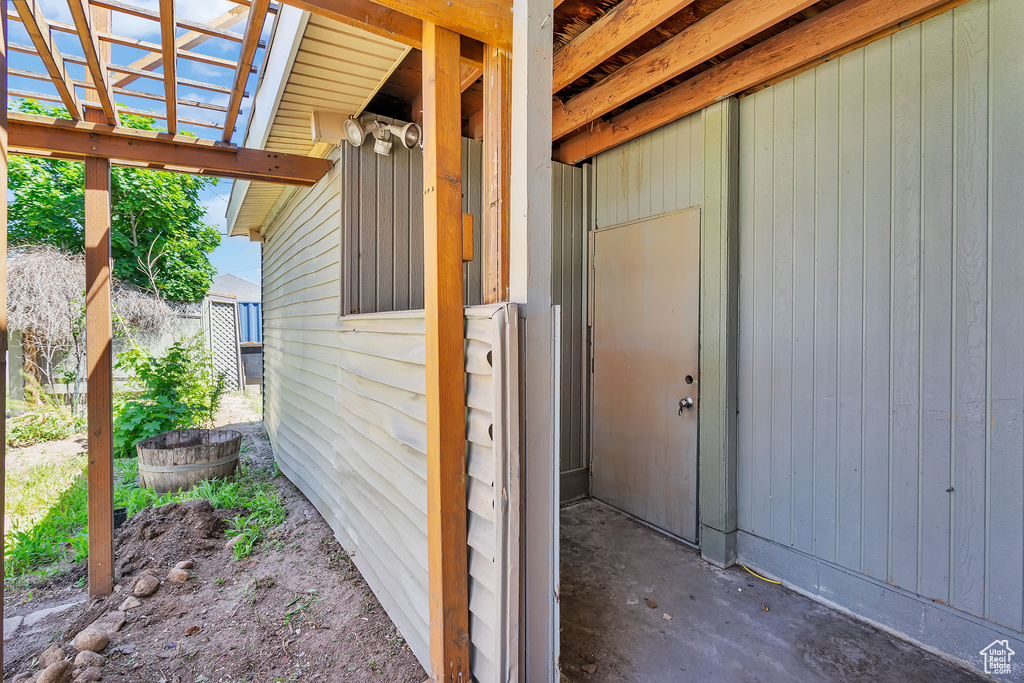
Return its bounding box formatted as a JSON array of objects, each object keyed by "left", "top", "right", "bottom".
[{"left": 678, "top": 397, "right": 694, "bottom": 414}]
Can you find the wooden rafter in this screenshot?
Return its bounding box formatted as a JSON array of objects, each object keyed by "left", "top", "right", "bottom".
[
  {"left": 552, "top": 0, "right": 697, "bottom": 94},
  {"left": 9, "top": 68, "right": 228, "bottom": 111},
  {"left": 222, "top": 0, "right": 270, "bottom": 141},
  {"left": 10, "top": 0, "right": 82, "bottom": 119},
  {"left": 67, "top": 0, "right": 119, "bottom": 124},
  {"left": 556, "top": 0, "right": 970, "bottom": 163},
  {"left": 112, "top": 5, "right": 250, "bottom": 87},
  {"left": 552, "top": 0, "right": 818, "bottom": 140},
  {"left": 159, "top": 0, "right": 177, "bottom": 133},
  {"left": 284, "top": 0, "right": 484, "bottom": 68},
  {"left": 9, "top": 112, "right": 332, "bottom": 185}
]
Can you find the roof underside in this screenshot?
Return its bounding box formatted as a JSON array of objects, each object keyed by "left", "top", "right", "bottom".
[{"left": 228, "top": 13, "right": 409, "bottom": 236}]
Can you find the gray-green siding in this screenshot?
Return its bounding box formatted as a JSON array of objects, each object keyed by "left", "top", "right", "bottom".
[{"left": 736, "top": 0, "right": 1024, "bottom": 634}]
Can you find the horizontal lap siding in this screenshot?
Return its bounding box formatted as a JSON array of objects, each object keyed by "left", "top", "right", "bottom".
[
  {"left": 736, "top": 0, "right": 1024, "bottom": 632},
  {"left": 263, "top": 145, "right": 507, "bottom": 679}
]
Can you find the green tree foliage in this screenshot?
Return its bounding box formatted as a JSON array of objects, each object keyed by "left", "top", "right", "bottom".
[{"left": 8, "top": 100, "right": 221, "bottom": 302}]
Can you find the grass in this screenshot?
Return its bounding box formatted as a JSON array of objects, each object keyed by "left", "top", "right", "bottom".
[
  {"left": 6, "top": 408, "right": 87, "bottom": 448},
  {"left": 4, "top": 453, "right": 286, "bottom": 578}
]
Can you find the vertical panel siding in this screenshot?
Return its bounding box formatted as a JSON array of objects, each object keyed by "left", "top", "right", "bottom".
[
  {"left": 342, "top": 118, "right": 484, "bottom": 314},
  {"left": 736, "top": 0, "right": 1024, "bottom": 632},
  {"left": 262, "top": 145, "right": 518, "bottom": 680},
  {"left": 551, "top": 161, "right": 590, "bottom": 480},
  {"left": 593, "top": 112, "right": 704, "bottom": 229}
]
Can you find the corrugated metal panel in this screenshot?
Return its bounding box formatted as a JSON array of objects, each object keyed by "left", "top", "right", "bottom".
[
  {"left": 341, "top": 123, "right": 484, "bottom": 314},
  {"left": 736, "top": 0, "right": 1024, "bottom": 632},
  {"left": 238, "top": 302, "right": 263, "bottom": 344},
  {"left": 593, "top": 111, "right": 704, "bottom": 229},
  {"left": 551, "top": 162, "right": 591, "bottom": 491},
  {"left": 261, "top": 152, "right": 519, "bottom": 679}
]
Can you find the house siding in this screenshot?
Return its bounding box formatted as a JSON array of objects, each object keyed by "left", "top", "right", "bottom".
[
  {"left": 262, "top": 145, "right": 520, "bottom": 681},
  {"left": 736, "top": 0, "right": 1024, "bottom": 640}
]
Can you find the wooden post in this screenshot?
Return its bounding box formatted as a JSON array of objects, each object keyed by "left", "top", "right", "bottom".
[
  {"left": 84, "top": 6, "right": 115, "bottom": 598},
  {"left": 421, "top": 21, "right": 471, "bottom": 682},
  {"left": 1, "top": 0, "right": 9, "bottom": 652},
  {"left": 481, "top": 46, "right": 511, "bottom": 304}
]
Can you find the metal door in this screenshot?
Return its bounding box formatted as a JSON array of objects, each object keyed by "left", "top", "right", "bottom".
[{"left": 590, "top": 208, "right": 700, "bottom": 542}]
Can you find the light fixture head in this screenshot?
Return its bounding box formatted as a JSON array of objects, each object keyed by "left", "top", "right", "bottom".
[
  {"left": 395, "top": 122, "right": 422, "bottom": 149},
  {"left": 343, "top": 118, "right": 365, "bottom": 147}
]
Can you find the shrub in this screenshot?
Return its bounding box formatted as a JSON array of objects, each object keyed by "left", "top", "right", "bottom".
[
  {"left": 112, "top": 335, "right": 228, "bottom": 458},
  {"left": 6, "top": 375, "right": 87, "bottom": 447}
]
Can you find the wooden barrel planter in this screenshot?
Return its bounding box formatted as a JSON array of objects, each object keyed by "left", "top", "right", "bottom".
[{"left": 136, "top": 429, "right": 242, "bottom": 494}]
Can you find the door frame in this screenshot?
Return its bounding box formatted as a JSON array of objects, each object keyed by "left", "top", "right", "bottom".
[{"left": 586, "top": 207, "right": 703, "bottom": 544}]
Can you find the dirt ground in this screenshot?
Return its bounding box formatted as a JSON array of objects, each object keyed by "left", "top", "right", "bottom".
[{"left": 3, "top": 393, "right": 427, "bottom": 683}]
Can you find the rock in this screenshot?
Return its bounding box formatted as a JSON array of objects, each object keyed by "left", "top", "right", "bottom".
[
  {"left": 73, "top": 651, "right": 105, "bottom": 669},
  {"left": 12, "top": 672, "right": 35, "bottom": 682},
  {"left": 132, "top": 575, "right": 159, "bottom": 597},
  {"left": 225, "top": 535, "right": 242, "bottom": 549},
  {"left": 4, "top": 615, "right": 24, "bottom": 639},
  {"left": 89, "top": 611, "right": 125, "bottom": 634},
  {"left": 118, "top": 596, "right": 141, "bottom": 612},
  {"left": 166, "top": 568, "right": 189, "bottom": 584},
  {"left": 645, "top": 598, "right": 658, "bottom": 609},
  {"left": 24, "top": 602, "right": 82, "bottom": 628},
  {"left": 38, "top": 644, "right": 66, "bottom": 667},
  {"left": 72, "top": 629, "right": 109, "bottom": 653},
  {"left": 581, "top": 663, "right": 598, "bottom": 674},
  {"left": 72, "top": 667, "right": 102, "bottom": 682},
  {"left": 35, "top": 661, "right": 71, "bottom": 683},
  {"left": 662, "top": 612, "right": 672, "bottom": 621},
  {"left": 174, "top": 559, "right": 194, "bottom": 570}
]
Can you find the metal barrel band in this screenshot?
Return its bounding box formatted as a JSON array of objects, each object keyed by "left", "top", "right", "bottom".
[{"left": 136, "top": 453, "right": 239, "bottom": 474}]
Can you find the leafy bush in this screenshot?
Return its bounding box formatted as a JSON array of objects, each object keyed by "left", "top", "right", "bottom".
[{"left": 113, "top": 335, "right": 228, "bottom": 458}]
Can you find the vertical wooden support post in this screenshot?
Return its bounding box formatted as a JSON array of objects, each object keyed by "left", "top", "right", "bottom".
[
  {"left": 0, "top": 0, "right": 9, "bottom": 652},
  {"left": 482, "top": 46, "right": 511, "bottom": 304},
  {"left": 84, "top": 5, "right": 115, "bottom": 598},
  {"left": 422, "top": 21, "right": 471, "bottom": 683}
]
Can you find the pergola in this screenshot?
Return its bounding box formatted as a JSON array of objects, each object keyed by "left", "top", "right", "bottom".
[{"left": 0, "top": 0, "right": 970, "bottom": 678}]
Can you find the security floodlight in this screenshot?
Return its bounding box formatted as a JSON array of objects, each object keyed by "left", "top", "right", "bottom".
[
  {"left": 395, "top": 122, "right": 421, "bottom": 149},
  {"left": 343, "top": 118, "right": 365, "bottom": 147}
]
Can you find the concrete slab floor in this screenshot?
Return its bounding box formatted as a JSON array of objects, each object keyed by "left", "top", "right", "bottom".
[{"left": 560, "top": 500, "right": 988, "bottom": 683}]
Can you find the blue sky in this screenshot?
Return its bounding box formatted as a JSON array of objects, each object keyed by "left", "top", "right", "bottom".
[{"left": 7, "top": 0, "right": 270, "bottom": 285}]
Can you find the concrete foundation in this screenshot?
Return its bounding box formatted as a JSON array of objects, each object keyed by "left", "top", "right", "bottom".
[{"left": 560, "top": 500, "right": 987, "bottom": 682}]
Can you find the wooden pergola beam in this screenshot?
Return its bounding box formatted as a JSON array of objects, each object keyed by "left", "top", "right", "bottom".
[
  {"left": 367, "top": 0, "right": 510, "bottom": 49},
  {"left": 552, "top": 0, "right": 697, "bottom": 94},
  {"left": 222, "top": 0, "right": 270, "bottom": 141},
  {"left": 91, "top": 0, "right": 261, "bottom": 44},
  {"left": 112, "top": 5, "right": 250, "bottom": 87},
  {"left": 1, "top": 0, "right": 10, "bottom": 653},
  {"left": 283, "top": 0, "right": 485, "bottom": 69},
  {"left": 556, "top": 0, "right": 967, "bottom": 163},
  {"left": 421, "top": 21, "right": 471, "bottom": 682},
  {"left": 552, "top": 0, "right": 818, "bottom": 140},
  {"left": 68, "top": 0, "right": 119, "bottom": 125},
  {"left": 159, "top": 0, "right": 176, "bottom": 133},
  {"left": 10, "top": 0, "right": 82, "bottom": 119},
  {"left": 9, "top": 112, "right": 332, "bottom": 185}
]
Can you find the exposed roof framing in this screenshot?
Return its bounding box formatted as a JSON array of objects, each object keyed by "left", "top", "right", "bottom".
[
  {"left": 9, "top": 112, "right": 332, "bottom": 184},
  {"left": 11, "top": 89, "right": 226, "bottom": 128},
  {"left": 112, "top": 5, "right": 251, "bottom": 87},
  {"left": 90, "top": 0, "right": 268, "bottom": 45},
  {"left": 10, "top": 0, "right": 82, "bottom": 118},
  {"left": 554, "top": 0, "right": 972, "bottom": 163}
]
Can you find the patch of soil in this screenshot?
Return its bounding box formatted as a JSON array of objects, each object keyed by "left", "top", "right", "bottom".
[{"left": 3, "top": 393, "right": 427, "bottom": 682}]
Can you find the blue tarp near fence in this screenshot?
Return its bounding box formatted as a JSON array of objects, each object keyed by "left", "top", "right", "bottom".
[{"left": 238, "top": 302, "right": 262, "bottom": 343}]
